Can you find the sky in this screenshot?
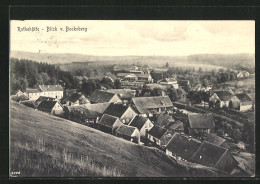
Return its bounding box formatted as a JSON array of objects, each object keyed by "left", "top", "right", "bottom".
[{"left": 10, "top": 20, "right": 255, "bottom": 56}]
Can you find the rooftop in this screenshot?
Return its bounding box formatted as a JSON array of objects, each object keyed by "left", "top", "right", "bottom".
[
  {"left": 88, "top": 90, "right": 118, "bottom": 103},
  {"left": 116, "top": 125, "right": 137, "bottom": 137},
  {"left": 147, "top": 125, "right": 168, "bottom": 139},
  {"left": 129, "top": 116, "right": 149, "bottom": 130},
  {"left": 188, "top": 113, "right": 214, "bottom": 129}
]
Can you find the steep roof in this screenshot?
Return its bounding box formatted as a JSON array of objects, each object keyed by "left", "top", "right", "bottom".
[
  {"left": 39, "top": 85, "right": 63, "bottom": 92},
  {"left": 62, "top": 93, "right": 90, "bottom": 104},
  {"left": 103, "top": 103, "right": 130, "bottom": 117},
  {"left": 165, "top": 120, "right": 184, "bottom": 131},
  {"left": 11, "top": 94, "right": 29, "bottom": 102},
  {"left": 235, "top": 93, "right": 252, "bottom": 102},
  {"left": 106, "top": 89, "right": 134, "bottom": 100},
  {"left": 214, "top": 91, "right": 233, "bottom": 101},
  {"left": 190, "top": 141, "right": 228, "bottom": 168},
  {"left": 132, "top": 96, "right": 173, "bottom": 114},
  {"left": 147, "top": 125, "right": 168, "bottom": 139},
  {"left": 202, "top": 133, "right": 226, "bottom": 146},
  {"left": 166, "top": 133, "right": 201, "bottom": 160},
  {"left": 116, "top": 125, "right": 137, "bottom": 137},
  {"left": 129, "top": 116, "right": 148, "bottom": 130},
  {"left": 97, "top": 114, "right": 119, "bottom": 128},
  {"left": 37, "top": 100, "right": 59, "bottom": 112},
  {"left": 88, "top": 90, "right": 118, "bottom": 103},
  {"left": 188, "top": 113, "right": 214, "bottom": 129}
]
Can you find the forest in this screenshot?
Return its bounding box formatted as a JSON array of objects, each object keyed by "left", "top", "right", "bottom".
[{"left": 10, "top": 58, "right": 78, "bottom": 94}]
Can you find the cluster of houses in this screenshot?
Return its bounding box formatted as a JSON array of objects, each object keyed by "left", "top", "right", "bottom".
[
  {"left": 209, "top": 90, "right": 253, "bottom": 112},
  {"left": 11, "top": 81, "right": 248, "bottom": 175}
]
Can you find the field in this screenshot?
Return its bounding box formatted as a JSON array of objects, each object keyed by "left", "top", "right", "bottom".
[{"left": 10, "top": 101, "right": 224, "bottom": 177}]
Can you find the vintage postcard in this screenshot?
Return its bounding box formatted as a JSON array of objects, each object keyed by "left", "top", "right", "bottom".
[{"left": 9, "top": 20, "right": 255, "bottom": 177}]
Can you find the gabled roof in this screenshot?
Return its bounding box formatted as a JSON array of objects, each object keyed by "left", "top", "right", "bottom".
[
  {"left": 106, "top": 89, "right": 134, "bottom": 100},
  {"left": 37, "top": 100, "right": 59, "bottom": 112},
  {"left": 132, "top": 96, "right": 173, "bottom": 114},
  {"left": 190, "top": 141, "right": 228, "bottom": 168},
  {"left": 188, "top": 113, "right": 214, "bottom": 129},
  {"left": 39, "top": 85, "right": 63, "bottom": 92},
  {"left": 147, "top": 125, "right": 168, "bottom": 139},
  {"left": 62, "top": 93, "right": 90, "bottom": 104},
  {"left": 165, "top": 120, "right": 184, "bottom": 131},
  {"left": 154, "top": 112, "right": 173, "bottom": 127},
  {"left": 235, "top": 93, "right": 252, "bottom": 102},
  {"left": 202, "top": 133, "right": 226, "bottom": 146},
  {"left": 166, "top": 133, "right": 201, "bottom": 160},
  {"left": 88, "top": 90, "right": 118, "bottom": 103},
  {"left": 103, "top": 103, "right": 130, "bottom": 118},
  {"left": 97, "top": 114, "right": 120, "bottom": 128},
  {"left": 214, "top": 91, "right": 234, "bottom": 101},
  {"left": 116, "top": 125, "right": 137, "bottom": 137},
  {"left": 68, "top": 102, "right": 110, "bottom": 115},
  {"left": 129, "top": 116, "right": 148, "bottom": 130}
]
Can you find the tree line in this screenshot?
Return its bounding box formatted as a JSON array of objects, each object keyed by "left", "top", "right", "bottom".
[{"left": 10, "top": 58, "right": 78, "bottom": 94}]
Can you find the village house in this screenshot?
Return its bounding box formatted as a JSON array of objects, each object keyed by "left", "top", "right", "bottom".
[
  {"left": 115, "top": 124, "right": 141, "bottom": 144},
  {"left": 97, "top": 114, "right": 123, "bottom": 134},
  {"left": 209, "top": 91, "right": 234, "bottom": 108},
  {"left": 165, "top": 119, "right": 184, "bottom": 133},
  {"left": 131, "top": 96, "right": 173, "bottom": 117},
  {"left": 106, "top": 89, "right": 136, "bottom": 103},
  {"left": 158, "top": 78, "right": 179, "bottom": 89},
  {"left": 61, "top": 93, "right": 90, "bottom": 106},
  {"left": 187, "top": 113, "right": 215, "bottom": 135},
  {"left": 120, "top": 80, "right": 146, "bottom": 89},
  {"left": 202, "top": 133, "right": 230, "bottom": 149},
  {"left": 128, "top": 116, "right": 154, "bottom": 139},
  {"left": 147, "top": 125, "right": 173, "bottom": 147},
  {"left": 193, "top": 84, "right": 212, "bottom": 92},
  {"left": 230, "top": 93, "right": 253, "bottom": 112},
  {"left": 153, "top": 112, "right": 174, "bottom": 127},
  {"left": 103, "top": 103, "right": 138, "bottom": 124},
  {"left": 189, "top": 141, "right": 239, "bottom": 173},
  {"left": 26, "top": 84, "right": 64, "bottom": 100},
  {"left": 165, "top": 133, "right": 202, "bottom": 161},
  {"left": 67, "top": 102, "right": 110, "bottom": 124},
  {"left": 88, "top": 90, "right": 122, "bottom": 104},
  {"left": 35, "top": 96, "right": 57, "bottom": 107},
  {"left": 37, "top": 100, "right": 64, "bottom": 115}
]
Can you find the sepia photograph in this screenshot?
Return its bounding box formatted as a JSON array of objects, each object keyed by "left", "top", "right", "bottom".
[{"left": 9, "top": 20, "right": 255, "bottom": 177}]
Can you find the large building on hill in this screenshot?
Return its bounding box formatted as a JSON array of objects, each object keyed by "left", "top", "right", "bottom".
[{"left": 26, "top": 85, "right": 64, "bottom": 100}]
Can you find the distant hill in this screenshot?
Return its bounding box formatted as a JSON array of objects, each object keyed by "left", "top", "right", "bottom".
[
  {"left": 11, "top": 51, "right": 254, "bottom": 68},
  {"left": 10, "top": 101, "right": 226, "bottom": 177}
]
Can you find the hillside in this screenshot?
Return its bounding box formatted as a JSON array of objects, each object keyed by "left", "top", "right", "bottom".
[
  {"left": 10, "top": 51, "right": 254, "bottom": 68},
  {"left": 9, "top": 101, "right": 225, "bottom": 177}
]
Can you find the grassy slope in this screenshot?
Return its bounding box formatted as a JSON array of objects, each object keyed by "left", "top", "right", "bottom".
[{"left": 10, "top": 101, "right": 223, "bottom": 177}]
